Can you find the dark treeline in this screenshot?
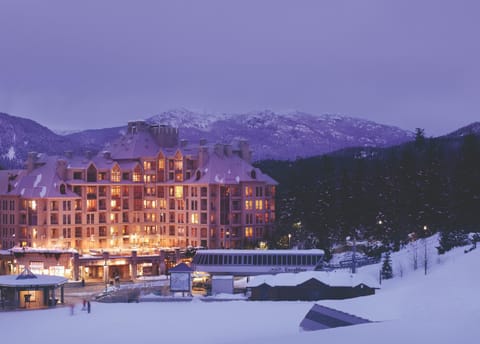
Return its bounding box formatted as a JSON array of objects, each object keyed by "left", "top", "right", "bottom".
[{"left": 256, "top": 131, "right": 480, "bottom": 253}]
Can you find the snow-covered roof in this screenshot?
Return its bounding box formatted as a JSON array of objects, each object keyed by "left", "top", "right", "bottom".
[
  {"left": 191, "top": 153, "right": 277, "bottom": 185},
  {"left": 9, "top": 246, "right": 78, "bottom": 254},
  {"left": 6, "top": 156, "right": 79, "bottom": 198},
  {"left": 169, "top": 262, "right": 193, "bottom": 273},
  {"left": 0, "top": 273, "right": 68, "bottom": 287},
  {"left": 196, "top": 249, "right": 324, "bottom": 255},
  {"left": 247, "top": 270, "right": 379, "bottom": 288}
]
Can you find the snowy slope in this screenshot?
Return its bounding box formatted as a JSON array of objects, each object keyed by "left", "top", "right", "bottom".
[{"left": 0, "top": 236, "right": 478, "bottom": 344}]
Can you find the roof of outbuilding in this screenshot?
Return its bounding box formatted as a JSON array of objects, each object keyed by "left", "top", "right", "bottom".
[
  {"left": 169, "top": 262, "right": 193, "bottom": 273},
  {"left": 247, "top": 271, "right": 379, "bottom": 288}
]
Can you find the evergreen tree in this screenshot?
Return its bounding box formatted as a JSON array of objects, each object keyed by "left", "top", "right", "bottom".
[
  {"left": 381, "top": 251, "right": 393, "bottom": 280},
  {"left": 437, "top": 229, "right": 469, "bottom": 254}
]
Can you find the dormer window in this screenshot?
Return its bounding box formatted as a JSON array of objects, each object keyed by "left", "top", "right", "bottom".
[
  {"left": 250, "top": 170, "right": 257, "bottom": 179},
  {"left": 60, "top": 184, "right": 66, "bottom": 195},
  {"left": 87, "top": 164, "right": 97, "bottom": 182},
  {"left": 111, "top": 165, "right": 121, "bottom": 182}
]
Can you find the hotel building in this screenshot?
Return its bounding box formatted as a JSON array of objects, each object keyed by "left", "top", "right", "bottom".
[{"left": 0, "top": 121, "right": 277, "bottom": 279}]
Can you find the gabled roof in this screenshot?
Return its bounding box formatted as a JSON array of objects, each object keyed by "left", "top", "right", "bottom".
[
  {"left": 16, "top": 267, "right": 37, "bottom": 280},
  {"left": 247, "top": 271, "right": 379, "bottom": 288},
  {"left": 299, "top": 304, "right": 373, "bottom": 331},
  {"left": 6, "top": 156, "right": 79, "bottom": 198},
  {"left": 169, "top": 262, "right": 193, "bottom": 273},
  {"left": 109, "top": 130, "right": 161, "bottom": 159},
  {"left": 191, "top": 153, "right": 277, "bottom": 185}
]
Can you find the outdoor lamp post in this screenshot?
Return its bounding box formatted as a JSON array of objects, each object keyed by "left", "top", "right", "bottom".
[
  {"left": 423, "top": 225, "right": 428, "bottom": 275},
  {"left": 288, "top": 233, "right": 292, "bottom": 249}
]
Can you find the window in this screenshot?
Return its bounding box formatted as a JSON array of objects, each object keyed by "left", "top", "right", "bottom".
[
  {"left": 111, "top": 165, "right": 121, "bottom": 182},
  {"left": 87, "top": 165, "right": 97, "bottom": 182},
  {"left": 245, "top": 200, "right": 253, "bottom": 210},
  {"left": 73, "top": 171, "right": 83, "bottom": 180},
  {"left": 245, "top": 227, "right": 253, "bottom": 238},
  {"left": 174, "top": 186, "right": 183, "bottom": 198},
  {"left": 255, "top": 200, "right": 263, "bottom": 210},
  {"left": 133, "top": 166, "right": 142, "bottom": 182},
  {"left": 143, "top": 160, "right": 154, "bottom": 171},
  {"left": 87, "top": 199, "right": 97, "bottom": 211}
]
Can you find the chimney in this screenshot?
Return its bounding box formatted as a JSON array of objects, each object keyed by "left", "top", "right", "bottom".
[
  {"left": 239, "top": 140, "right": 251, "bottom": 163},
  {"left": 56, "top": 159, "right": 68, "bottom": 180},
  {"left": 198, "top": 146, "right": 209, "bottom": 167},
  {"left": 214, "top": 143, "right": 224, "bottom": 157},
  {"left": 224, "top": 144, "right": 232, "bottom": 157},
  {"left": 26, "top": 151, "right": 38, "bottom": 173}
]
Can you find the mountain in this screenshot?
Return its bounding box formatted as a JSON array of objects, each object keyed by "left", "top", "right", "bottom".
[
  {"left": 0, "top": 113, "right": 77, "bottom": 169},
  {"left": 1, "top": 109, "right": 415, "bottom": 168},
  {"left": 145, "top": 109, "right": 414, "bottom": 161},
  {"left": 445, "top": 121, "right": 480, "bottom": 137}
]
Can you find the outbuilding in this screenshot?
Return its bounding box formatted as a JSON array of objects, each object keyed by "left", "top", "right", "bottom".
[
  {"left": 0, "top": 268, "right": 68, "bottom": 310},
  {"left": 247, "top": 271, "right": 378, "bottom": 301}
]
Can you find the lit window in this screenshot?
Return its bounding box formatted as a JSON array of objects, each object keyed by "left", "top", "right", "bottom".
[
  {"left": 111, "top": 166, "right": 121, "bottom": 182},
  {"left": 245, "top": 227, "right": 253, "bottom": 238},
  {"left": 245, "top": 200, "right": 253, "bottom": 210},
  {"left": 174, "top": 186, "right": 183, "bottom": 198},
  {"left": 255, "top": 200, "right": 263, "bottom": 210}
]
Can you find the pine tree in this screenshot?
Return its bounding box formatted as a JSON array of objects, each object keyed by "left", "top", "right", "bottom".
[
  {"left": 381, "top": 251, "right": 393, "bottom": 280},
  {"left": 437, "top": 229, "right": 469, "bottom": 254}
]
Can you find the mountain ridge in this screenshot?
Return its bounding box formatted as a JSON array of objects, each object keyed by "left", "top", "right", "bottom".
[{"left": 2, "top": 109, "right": 467, "bottom": 169}]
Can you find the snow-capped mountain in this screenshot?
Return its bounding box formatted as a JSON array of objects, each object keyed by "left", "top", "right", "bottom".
[
  {"left": 0, "top": 112, "right": 77, "bottom": 169},
  {"left": 0, "top": 110, "right": 414, "bottom": 168},
  {"left": 146, "top": 109, "right": 414, "bottom": 161}
]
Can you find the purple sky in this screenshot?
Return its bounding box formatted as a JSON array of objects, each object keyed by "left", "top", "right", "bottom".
[{"left": 0, "top": 0, "right": 479, "bottom": 136}]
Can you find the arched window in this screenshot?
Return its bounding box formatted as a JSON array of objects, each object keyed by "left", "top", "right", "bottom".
[{"left": 87, "top": 164, "right": 97, "bottom": 182}]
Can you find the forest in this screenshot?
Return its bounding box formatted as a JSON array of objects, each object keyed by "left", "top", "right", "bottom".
[{"left": 256, "top": 130, "right": 480, "bottom": 256}]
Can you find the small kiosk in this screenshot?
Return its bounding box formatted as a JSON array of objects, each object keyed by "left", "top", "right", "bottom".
[
  {"left": 0, "top": 268, "right": 68, "bottom": 310},
  {"left": 169, "top": 262, "right": 192, "bottom": 296}
]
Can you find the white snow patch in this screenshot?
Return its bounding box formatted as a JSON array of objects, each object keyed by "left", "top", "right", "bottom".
[
  {"left": 3, "top": 146, "right": 16, "bottom": 160},
  {"left": 235, "top": 176, "right": 240, "bottom": 183},
  {"left": 20, "top": 188, "right": 25, "bottom": 195},
  {"left": 214, "top": 174, "right": 224, "bottom": 183},
  {"left": 40, "top": 186, "right": 47, "bottom": 198},
  {"left": 33, "top": 174, "right": 42, "bottom": 187}
]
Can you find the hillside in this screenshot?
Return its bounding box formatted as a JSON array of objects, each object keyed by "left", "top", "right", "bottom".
[
  {"left": 0, "top": 110, "right": 414, "bottom": 168},
  {"left": 0, "top": 235, "right": 477, "bottom": 344}
]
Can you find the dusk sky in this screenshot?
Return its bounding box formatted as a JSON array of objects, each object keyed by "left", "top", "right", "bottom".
[{"left": 0, "top": 1, "right": 478, "bottom": 136}]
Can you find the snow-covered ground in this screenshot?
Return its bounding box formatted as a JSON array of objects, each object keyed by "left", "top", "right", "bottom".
[{"left": 1, "top": 236, "right": 478, "bottom": 343}]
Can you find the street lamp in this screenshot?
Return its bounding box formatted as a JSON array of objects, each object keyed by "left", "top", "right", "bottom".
[
  {"left": 288, "top": 233, "right": 292, "bottom": 249},
  {"left": 423, "top": 225, "right": 428, "bottom": 275}
]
